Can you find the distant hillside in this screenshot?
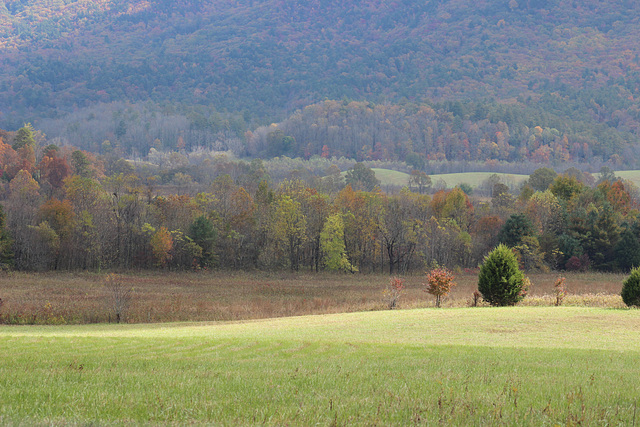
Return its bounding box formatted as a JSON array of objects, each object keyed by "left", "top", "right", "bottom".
[
  {"left": 2, "top": 0, "right": 640, "bottom": 165},
  {"left": 1, "top": 0, "right": 640, "bottom": 120}
]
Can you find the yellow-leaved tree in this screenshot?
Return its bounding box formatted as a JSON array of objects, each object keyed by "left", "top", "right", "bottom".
[{"left": 320, "top": 213, "right": 355, "bottom": 273}]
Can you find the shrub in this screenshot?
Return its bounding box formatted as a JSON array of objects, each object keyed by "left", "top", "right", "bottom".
[
  {"left": 383, "top": 277, "right": 405, "bottom": 309},
  {"left": 554, "top": 276, "right": 567, "bottom": 306},
  {"left": 424, "top": 267, "right": 456, "bottom": 308},
  {"left": 478, "top": 244, "right": 526, "bottom": 306},
  {"left": 470, "top": 290, "right": 482, "bottom": 307},
  {"left": 565, "top": 254, "right": 590, "bottom": 271},
  {"left": 522, "top": 276, "right": 532, "bottom": 299},
  {"left": 621, "top": 267, "right": 640, "bottom": 307}
]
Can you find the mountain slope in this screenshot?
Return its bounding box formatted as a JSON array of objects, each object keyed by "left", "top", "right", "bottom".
[
  {"left": 2, "top": 0, "right": 640, "bottom": 125},
  {"left": 3, "top": 0, "right": 640, "bottom": 167}
]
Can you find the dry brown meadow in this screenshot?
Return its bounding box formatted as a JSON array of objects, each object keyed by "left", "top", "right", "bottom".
[{"left": 0, "top": 270, "right": 628, "bottom": 324}]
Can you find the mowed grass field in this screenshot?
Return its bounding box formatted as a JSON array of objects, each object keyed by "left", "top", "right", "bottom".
[
  {"left": 428, "top": 172, "right": 528, "bottom": 189},
  {"left": 373, "top": 168, "right": 640, "bottom": 189},
  {"left": 1, "top": 307, "right": 639, "bottom": 425}
]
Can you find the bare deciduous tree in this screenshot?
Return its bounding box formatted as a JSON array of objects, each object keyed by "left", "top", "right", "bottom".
[{"left": 105, "top": 274, "right": 133, "bottom": 323}]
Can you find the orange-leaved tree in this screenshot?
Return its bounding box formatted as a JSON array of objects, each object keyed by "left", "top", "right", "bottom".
[
  {"left": 424, "top": 267, "right": 456, "bottom": 308},
  {"left": 150, "top": 226, "right": 173, "bottom": 268}
]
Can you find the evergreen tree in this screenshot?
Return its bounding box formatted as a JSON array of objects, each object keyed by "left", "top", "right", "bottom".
[
  {"left": 478, "top": 244, "right": 527, "bottom": 306},
  {"left": 498, "top": 213, "right": 535, "bottom": 247},
  {"left": 189, "top": 215, "right": 217, "bottom": 268},
  {"left": 621, "top": 267, "right": 640, "bottom": 307},
  {"left": 71, "top": 150, "right": 92, "bottom": 178},
  {"left": 615, "top": 229, "right": 640, "bottom": 272},
  {"left": 12, "top": 123, "right": 35, "bottom": 150},
  {"left": 0, "top": 205, "right": 14, "bottom": 268},
  {"left": 584, "top": 203, "right": 620, "bottom": 271}
]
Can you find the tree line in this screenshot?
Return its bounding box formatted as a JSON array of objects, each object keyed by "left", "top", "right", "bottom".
[{"left": 0, "top": 125, "right": 639, "bottom": 274}]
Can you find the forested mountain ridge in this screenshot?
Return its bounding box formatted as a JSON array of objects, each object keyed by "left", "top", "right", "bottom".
[
  {"left": 3, "top": 0, "right": 640, "bottom": 166},
  {"left": 2, "top": 0, "right": 640, "bottom": 119}
]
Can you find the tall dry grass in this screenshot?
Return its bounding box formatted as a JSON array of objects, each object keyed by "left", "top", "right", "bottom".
[{"left": 0, "top": 270, "right": 628, "bottom": 324}]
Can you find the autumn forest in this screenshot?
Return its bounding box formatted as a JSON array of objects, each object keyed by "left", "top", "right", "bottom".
[
  {"left": 1, "top": 0, "right": 640, "bottom": 275},
  {"left": 2, "top": 0, "right": 640, "bottom": 168},
  {"left": 0, "top": 122, "right": 636, "bottom": 276}
]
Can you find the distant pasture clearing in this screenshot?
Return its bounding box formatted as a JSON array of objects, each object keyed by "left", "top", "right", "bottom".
[
  {"left": 614, "top": 170, "right": 640, "bottom": 187},
  {"left": 369, "top": 169, "right": 528, "bottom": 189}
]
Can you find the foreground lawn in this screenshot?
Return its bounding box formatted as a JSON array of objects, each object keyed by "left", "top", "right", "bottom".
[{"left": 1, "top": 307, "right": 639, "bottom": 425}]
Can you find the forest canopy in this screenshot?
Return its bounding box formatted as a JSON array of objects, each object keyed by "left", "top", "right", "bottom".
[{"left": 0, "top": 123, "right": 638, "bottom": 275}]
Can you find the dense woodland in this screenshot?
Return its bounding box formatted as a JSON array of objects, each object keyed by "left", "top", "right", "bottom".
[
  {"left": 2, "top": 0, "right": 640, "bottom": 273},
  {"left": 246, "top": 100, "right": 638, "bottom": 166},
  {"left": 3, "top": 1, "right": 640, "bottom": 167},
  {"left": 0, "top": 124, "right": 639, "bottom": 275},
  {"left": 21, "top": 97, "right": 640, "bottom": 171}
]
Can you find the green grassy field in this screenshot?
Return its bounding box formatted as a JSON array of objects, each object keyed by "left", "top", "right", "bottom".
[
  {"left": 614, "top": 170, "right": 640, "bottom": 187},
  {"left": 371, "top": 169, "right": 529, "bottom": 189},
  {"left": 371, "top": 168, "right": 412, "bottom": 186},
  {"left": 429, "top": 172, "right": 528, "bottom": 189},
  {"left": 370, "top": 168, "right": 640, "bottom": 190},
  {"left": 2, "top": 307, "right": 639, "bottom": 425}
]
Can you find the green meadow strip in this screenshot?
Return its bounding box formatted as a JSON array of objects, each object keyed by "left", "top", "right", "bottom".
[{"left": 0, "top": 307, "right": 639, "bottom": 425}]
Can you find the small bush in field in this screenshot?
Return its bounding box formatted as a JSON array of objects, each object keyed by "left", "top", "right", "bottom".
[
  {"left": 621, "top": 267, "right": 640, "bottom": 307},
  {"left": 478, "top": 244, "right": 526, "bottom": 306},
  {"left": 565, "top": 254, "right": 590, "bottom": 271},
  {"left": 522, "top": 276, "right": 532, "bottom": 299},
  {"left": 424, "top": 268, "right": 456, "bottom": 308},
  {"left": 471, "top": 290, "right": 482, "bottom": 307},
  {"left": 554, "top": 276, "right": 567, "bottom": 306},
  {"left": 383, "top": 277, "right": 405, "bottom": 309}
]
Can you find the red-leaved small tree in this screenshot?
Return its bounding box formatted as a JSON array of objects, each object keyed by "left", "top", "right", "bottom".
[
  {"left": 424, "top": 268, "right": 456, "bottom": 308},
  {"left": 383, "top": 277, "right": 405, "bottom": 309}
]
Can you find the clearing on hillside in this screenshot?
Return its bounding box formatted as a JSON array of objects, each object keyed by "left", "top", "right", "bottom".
[{"left": 369, "top": 169, "right": 528, "bottom": 189}]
